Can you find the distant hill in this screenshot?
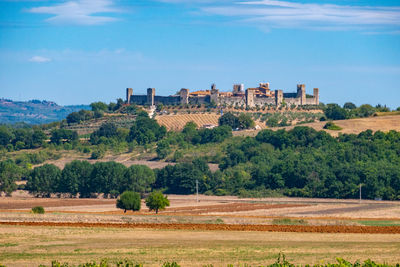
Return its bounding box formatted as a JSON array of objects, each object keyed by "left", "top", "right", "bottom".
[{"left": 0, "top": 99, "right": 90, "bottom": 125}]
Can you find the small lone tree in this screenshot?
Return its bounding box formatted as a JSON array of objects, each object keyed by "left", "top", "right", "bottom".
[
  {"left": 145, "top": 191, "right": 170, "bottom": 214},
  {"left": 116, "top": 191, "right": 141, "bottom": 213}
]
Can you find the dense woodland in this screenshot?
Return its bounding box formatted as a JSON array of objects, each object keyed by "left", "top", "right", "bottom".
[{"left": 1, "top": 102, "right": 400, "bottom": 200}]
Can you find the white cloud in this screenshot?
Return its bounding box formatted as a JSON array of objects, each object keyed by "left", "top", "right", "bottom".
[
  {"left": 29, "top": 56, "right": 51, "bottom": 62},
  {"left": 28, "top": 0, "right": 120, "bottom": 25},
  {"left": 201, "top": 0, "right": 400, "bottom": 32}
]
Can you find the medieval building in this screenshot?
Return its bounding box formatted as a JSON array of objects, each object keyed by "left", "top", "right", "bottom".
[{"left": 125, "top": 82, "right": 319, "bottom": 108}]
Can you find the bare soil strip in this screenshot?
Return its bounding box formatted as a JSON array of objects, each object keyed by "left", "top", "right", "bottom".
[
  {"left": 0, "top": 198, "right": 115, "bottom": 209},
  {"left": 162, "top": 203, "right": 308, "bottom": 214},
  {"left": 1, "top": 221, "right": 400, "bottom": 234}
]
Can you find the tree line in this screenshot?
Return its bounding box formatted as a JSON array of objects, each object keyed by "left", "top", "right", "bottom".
[
  {"left": 8, "top": 125, "right": 398, "bottom": 200},
  {"left": 323, "top": 102, "right": 398, "bottom": 121}
]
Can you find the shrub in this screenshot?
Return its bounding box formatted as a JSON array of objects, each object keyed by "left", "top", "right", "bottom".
[
  {"left": 91, "top": 149, "right": 105, "bottom": 159},
  {"left": 32, "top": 206, "right": 45, "bottom": 214},
  {"left": 116, "top": 191, "right": 141, "bottom": 213},
  {"left": 272, "top": 218, "right": 308, "bottom": 225},
  {"left": 323, "top": 121, "right": 342, "bottom": 130},
  {"left": 172, "top": 150, "right": 183, "bottom": 162},
  {"left": 162, "top": 262, "right": 181, "bottom": 267}
]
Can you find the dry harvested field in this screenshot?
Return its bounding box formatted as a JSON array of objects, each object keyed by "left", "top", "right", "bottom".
[
  {"left": 1, "top": 195, "right": 400, "bottom": 266},
  {"left": 2, "top": 194, "right": 400, "bottom": 222},
  {"left": 1, "top": 225, "right": 400, "bottom": 267},
  {"left": 156, "top": 113, "right": 267, "bottom": 131},
  {"left": 234, "top": 114, "right": 400, "bottom": 137},
  {"left": 282, "top": 114, "right": 400, "bottom": 137}
]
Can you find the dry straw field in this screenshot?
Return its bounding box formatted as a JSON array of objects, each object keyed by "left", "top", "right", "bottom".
[
  {"left": 156, "top": 113, "right": 267, "bottom": 131},
  {"left": 1, "top": 194, "right": 400, "bottom": 266},
  {"left": 156, "top": 113, "right": 400, "bottom": 136}
]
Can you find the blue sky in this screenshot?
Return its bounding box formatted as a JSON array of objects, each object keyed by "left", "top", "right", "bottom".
[{"left": 0, "top": 0, "right": 399, "bottom": 108}]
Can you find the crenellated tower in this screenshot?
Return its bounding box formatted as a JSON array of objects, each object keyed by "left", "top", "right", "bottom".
[
  {"left": 297, "top": 84, "right": 306, "bottom": 105},
  {"left": 147, "top": 88, "right": 155, "bottom": 106},
  {"left": 126, "top": 88, "right": 133, "bottom": 104}
]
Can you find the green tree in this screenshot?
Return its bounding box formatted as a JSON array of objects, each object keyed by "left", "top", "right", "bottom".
[
  {"left": 115, "top": 98, "right": 124, "bottom": 111},
  {"left": 145, "top": 191, "right": 170, "bottom": 214},
  {"left": 66, "top": 111, "right": 81, "bottom": 124},
  {"left": 266, "top": 117, "right": 279, "bottom": 127},
  {"left": 50, "top": 129, "right": 78, "bottom": 145},
  {"left": 60, "top": 160, "right": 93, "bottom": 197},
  {"left": 218, "top": 112, "right": 239, "bottom": 129},
  {"left": 90, "top": 122, "right": 119, "bottom": 144},
  {"left": 66, "top": 110, "right": 94, "bottom": 124},
  {"left": 116, "top": 191, "right": 141, "bottom": 213},
  {"left": 0, "top": 126, "right": 14, "bottom": 147},
  {"left": 182, "top": 121, "right": 198, "bottom": 142},
  {"left": 90, "top": 101, "right": 108, "bottom": 112},
  {"left": 26, "top": 164, "right": 61, "bottom": 197},
  {"left": 343, "top": 102, "right": 357, "bottom": 109},
  {"left": 357, "top": 104, "right": 376, "bottom": 117},
  {"left": 31, "top": 130, "right": 47, "bottom": 148},
  {"left": 156, "top": 140, "right": 171, "bottom": 159},
  {"left": 0, "top": 160, "right": 24, "bottom": 196},
  {"left": 128, "top": 116, "right": 166, "bottom": 145},
  {"left": 155, "top": 161, "right": 209, "bottom": 194},
  {"left": 195, "top": 125, "right": 232, "bottom": 144},
  {"left": 122, "top": 165, "right": 155, "bottom": 195},
  {"left": 90, "top": 161, "right": 126, "bottom": 196},
  {"left": 324, "top": 104, "right": 348, "bottom": 120},
  {"left": 238, "top": 113, "right": 255, "bottom": 129}
]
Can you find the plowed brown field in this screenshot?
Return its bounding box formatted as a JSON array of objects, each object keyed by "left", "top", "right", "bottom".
[
  {"left": 1, "top": 221, "right": 399, "bottom": 234},
  {"left": 0, "top": 198, "right": 115, "bottom": 209},
  {"left": 162, "top": 203, "right": 307, "bottom": 214}
]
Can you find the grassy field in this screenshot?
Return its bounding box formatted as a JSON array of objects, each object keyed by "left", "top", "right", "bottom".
[{"left": 1, "top": 225, "right": 400, "bottom": 267}]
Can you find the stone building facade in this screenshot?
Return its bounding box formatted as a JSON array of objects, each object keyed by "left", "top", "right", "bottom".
[{"left": 126, "top": 82, "right": 319, "bottom": 108}]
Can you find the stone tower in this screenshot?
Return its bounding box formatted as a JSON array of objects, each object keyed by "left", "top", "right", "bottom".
[
  {"left": 233, "top": 84, "right": 245, "bottom": 94},
  {"left": 297, "top": 84, "right": 306, "bottom": 105},
  {"left": 210, "top": 87, "right": 219, "bottom": 104},
  {"left": 126, "top": 88, "right": 133, "bottom": 104},
  {"left": 275, "top": 90, "right": 283, "bottom": 106},
  {"left": 180, "top": 88, "right": 189, "bottom": 105},
  {"left": 313, "top": 88, "right": 319, "bottom": 105},
  {"left": 233, "top": 84, "right": 240, "bottom": 94},
  {"left": 147, "top": 88, "right": 155, "bottom": 106},
  {"left": 246, "top": 88, "right": 255, "bottom": 108}
]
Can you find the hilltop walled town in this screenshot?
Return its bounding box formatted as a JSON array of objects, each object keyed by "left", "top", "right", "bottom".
[{"left": 126, "top": 82, "right": 319, "bottom": 108}]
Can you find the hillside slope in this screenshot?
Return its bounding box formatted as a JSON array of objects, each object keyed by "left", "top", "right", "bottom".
[
  {"left": 0, "top": 99, "right": 90, "bottom": 124},
  {"left": 156, "top": 113, "right": 267, "bottom": 131},
  {"left": 231, "top": 114, "right": 400, "bottom": 137},
  {"left": 283, "top": 114, "right": 400, "bottom": 136}
]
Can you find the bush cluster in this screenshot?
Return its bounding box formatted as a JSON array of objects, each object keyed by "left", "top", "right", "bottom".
[
  {"left": 37, "top": 256, "right": 398, "bottom": 267},
  {"left": 31, "top": 206, "right": 45, "bottom": 214}
]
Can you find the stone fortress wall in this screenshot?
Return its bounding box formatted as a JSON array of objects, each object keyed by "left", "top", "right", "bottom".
[{"left": 126, "top": 82, "right": 319, "bottom": 108}]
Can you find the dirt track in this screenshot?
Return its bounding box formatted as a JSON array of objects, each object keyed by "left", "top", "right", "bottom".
[{"left": 1, "top": 221, "right": 400, "bottom": 234}]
